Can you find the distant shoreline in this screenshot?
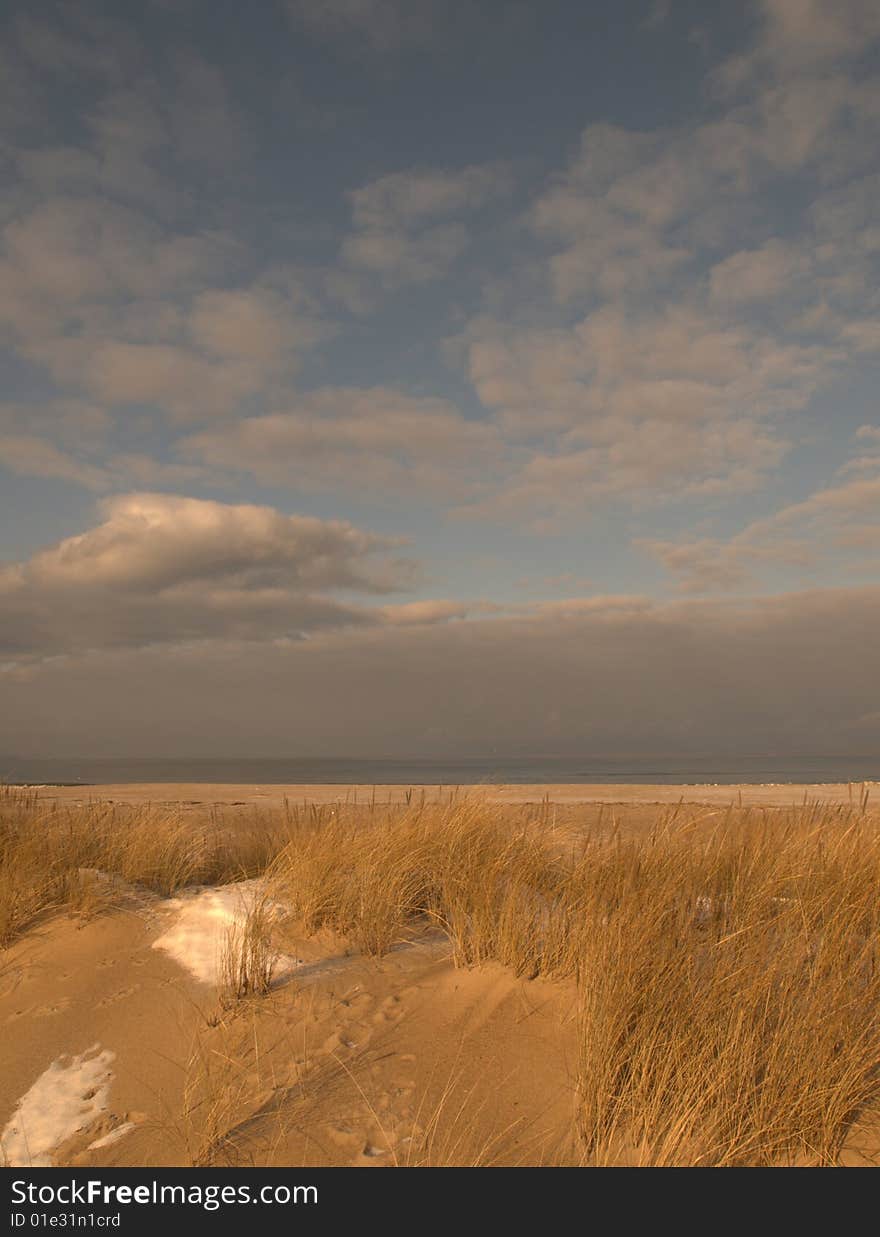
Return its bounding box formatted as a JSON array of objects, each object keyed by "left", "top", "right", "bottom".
[
  {"left": 13, "top": 780, "right": 877, "bottom": 808},
  {"left": 5, "top": 754, "right": 878, "bottom": 790}
]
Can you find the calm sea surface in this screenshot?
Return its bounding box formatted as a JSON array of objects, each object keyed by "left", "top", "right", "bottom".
[{"left": 2, "top": 755, "right": 878, "bottom": 786}]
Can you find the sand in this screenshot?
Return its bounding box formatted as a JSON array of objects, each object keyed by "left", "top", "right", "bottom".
[
  {"left": 0, "top": 884, "right": 577, "bottom": 1168},
  {"left": 23, "top": 779, "right": 877, "bottom": 809}
]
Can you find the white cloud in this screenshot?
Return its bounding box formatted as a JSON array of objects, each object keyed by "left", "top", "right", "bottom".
[
  {"left": 16, "top": 493, "right": 408, "bottom": 592},
  {"left": 0, "top": 494, "right": 418, "bottom": 658}
]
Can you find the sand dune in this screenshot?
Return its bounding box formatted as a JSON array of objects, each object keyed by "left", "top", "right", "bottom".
[
  {"left": 3, "top": 785, "right": 879, "bottom": 1168},
  {"left": 0, "top": 891, "right": 577, "bottom": 1168}
]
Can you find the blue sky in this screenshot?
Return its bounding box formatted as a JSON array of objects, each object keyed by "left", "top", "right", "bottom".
[{"left": 1, "top": 0, "right": 879, "bottom": 757}]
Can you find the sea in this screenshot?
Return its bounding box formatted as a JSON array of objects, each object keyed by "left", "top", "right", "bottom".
[{"left": 1, "top": 754, "right": 878, "bottom": 786}]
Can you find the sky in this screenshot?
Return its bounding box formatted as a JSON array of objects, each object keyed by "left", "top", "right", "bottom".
[{"left": 1, "top": 0, "right": 879, "bottom": 760}]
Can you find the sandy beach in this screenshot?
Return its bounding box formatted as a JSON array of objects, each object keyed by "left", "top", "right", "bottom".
[{"left": 24, "top": 779, "right": 878, "bottom": 809}]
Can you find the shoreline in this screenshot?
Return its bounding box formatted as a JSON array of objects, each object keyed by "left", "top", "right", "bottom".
[{"left": 14, "top": 779, "right": 877, "bottom": 808}]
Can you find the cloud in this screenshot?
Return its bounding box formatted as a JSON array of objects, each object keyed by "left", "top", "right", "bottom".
[
  {"left": 530, "top": 125, "right": 696, "bottom": 305},
  {"left": 457, "top": 303, "right": 839, "bottom": 519},
  {"left": 0, "top": 194, "right": 326, "bottom": 421},
  {"left": 285, "top": 0, "right": 529, "bottom": 57},
  {"left": 708, "top": 240, "right": 810, "bottom": 305},
  {"left": 0, "top": 196, "right": 241, "bottom": 347},
  {"left": 0, "top": 494, "right": 418, "bottom": 657},
  {"left": 161, "top": 53, "right": 250, "bottom": 169},
  {"left": 639, "top": 438, "right": 880, "bottom": 591},
  {"left": 0, "top": 21, "right": 287, "bottom": 441},
  {"left": 525, "top": 6, "right": 880, "bottom": 318},
  {"left": 449, "top": 5, "right": 880, "bottom": 521},
  {"left": 4, "top": 585, "right": 880, "bottom": 757},
  {"left": 709, "top": 0, "right": 880, "bottom": 177},
  {"left": 189, "top": 288, "right": 327, "bottom": 363},
  {"left": 180, "top": 387, "right": 503, "bottom": 498},
  {"left": 350, "top": 166, "right": 514, "bottom": 230},
  {"left": 0, "top": 400, "right": 124, "bottom": 490},
  {"left": 641, "top": 1, "right": 671, "bottom": 32},
  {"left": 78, "top": 342, "right": 263, "bottom": 421},
  {"left": 12, "top": 493, "right": 411, "bottom": 592},
  {"left": 6, "top": 9, "right": 251, "bottom": 208},
  {"left": 0, "top": 0, "right": 879, "bottom": 601},
  {"left": 719, "top": 0, "right": 880, "bottom": 80},
  {"left": 339, "top": 163, "right": 514, "bottom": 289},
  {"left": 340, "top": 223, "right": 469, "bottom": 287},
  {"left": 286, "top": 0, "right": 443, "bottom": 53},
  {"left": 1, "top": 197, "right": 211, "bottom": 306},
  {"left": 0, "top": 399, "right": 213, "bottom": 492},
  {"left": 13, "top": 11, "right": 141, "bottom": 87},
  {"left": 0, "top": 434, "right": 110, "bottom": 491},
  {"left": 378, "top": 599, "right": 475, "bottom": 625}
]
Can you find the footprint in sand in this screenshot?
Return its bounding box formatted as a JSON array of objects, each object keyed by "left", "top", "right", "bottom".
[
  {"left": 373, "top": 995, "right": 404, "bottom": 1024},
  {"left": 33, "top": 998, "right": 73, "bottom": 1018},
  {"left": 325, "top": 1122, "right": 363, "bottom": 1151},
  {"left": 321, "top": 1019, "right": 371, "bottom": 1055},
  {"left": 339, "top": 991, "right": 372, "bottom": 1015},
  {"left": 6, "top": 998, "right": 72, "bottom": 1021},
  {"left": 97, "top": 986, "right": 140, "bottom": 1008}
]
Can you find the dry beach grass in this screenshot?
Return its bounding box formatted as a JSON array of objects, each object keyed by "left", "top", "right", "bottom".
[{"left": 2, "top": 783, "right": 880, "bottom": 1167}]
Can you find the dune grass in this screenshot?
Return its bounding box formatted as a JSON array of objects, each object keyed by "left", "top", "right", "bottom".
[
  {"left": 573, "top": 808, "right": 880, "bottom": 1165},
  {"left": 3, "top": 782, "right": 880, "bottom": 1165},
  {"left": 0, "top": 783, "right": 305, "bottom": 944},
  {"left": 218, "top": 894, "right": 281, "bottom": 1010}
]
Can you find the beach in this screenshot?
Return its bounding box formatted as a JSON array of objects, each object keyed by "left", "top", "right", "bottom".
[
  {"left": 25, "top": 779, "right": 877, "bottom": 809},
  {"left": 2, "top": 782, "right": 880, "bottom": 1169}
]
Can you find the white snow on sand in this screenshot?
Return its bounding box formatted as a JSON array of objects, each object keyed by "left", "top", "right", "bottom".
[
  {"left": 0, "top": 1045, "right": 115, "bottom": 1167},
  {"left": 151, "top": 880, "right": 300, "bottom": 986}
]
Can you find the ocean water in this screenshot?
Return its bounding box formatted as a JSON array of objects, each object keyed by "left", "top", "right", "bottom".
[{"left": 1, "top": 754, "right": 878, "bottom": 786}]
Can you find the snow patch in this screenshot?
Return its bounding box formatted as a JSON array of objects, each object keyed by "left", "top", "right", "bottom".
[
  {"left": 1, "top": 1045, "right": 115, "bottom": 1167},
  {"left": 151, "top": 880, "right": 300, "bottom": 986}
]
